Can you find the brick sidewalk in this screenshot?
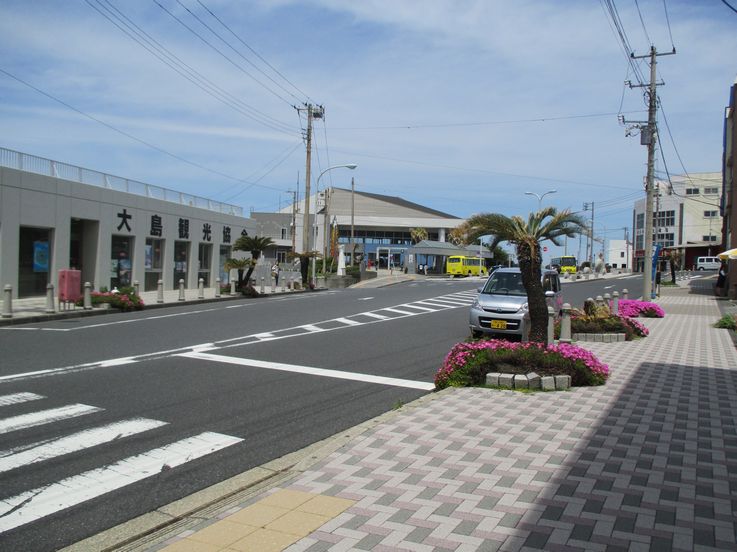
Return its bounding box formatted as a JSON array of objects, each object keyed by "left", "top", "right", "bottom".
[{"left": 152, "top": 279, "right": 737, "bottom": 552}]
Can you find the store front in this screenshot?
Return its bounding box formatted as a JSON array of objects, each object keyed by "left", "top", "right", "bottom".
[{"left": 18, "top": 227, "right": 52, "bottom": 297}]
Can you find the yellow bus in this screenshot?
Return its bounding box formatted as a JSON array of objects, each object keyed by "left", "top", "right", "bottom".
[
  {"left": 550, "top": 255, "right": 577, "bottom": 275},
  {"left": 446, "top": 256, "right": 487, "bottom": 277}
]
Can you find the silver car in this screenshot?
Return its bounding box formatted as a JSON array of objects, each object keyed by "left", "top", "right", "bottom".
[{"left": 469, "top": 267, "right": 563, "bottom": 340}]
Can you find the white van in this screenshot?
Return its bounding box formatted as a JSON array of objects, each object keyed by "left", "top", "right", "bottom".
[{"left": 696, "top": 256, "right": 720, "bottom": 271}]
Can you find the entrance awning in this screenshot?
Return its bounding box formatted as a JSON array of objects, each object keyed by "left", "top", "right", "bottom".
[{"left": 718, "top": 248, "right": 737, "bottom": 260}]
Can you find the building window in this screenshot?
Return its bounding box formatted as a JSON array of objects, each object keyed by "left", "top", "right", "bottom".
[
  {"left": 144, "top": 238, "right": 164, "bottom": 291},
  {"left": 654, "top": 210, "right": 675, "bottom": 227},
  {"left": 173, "top": 241, "right": 189, "bottom": 289},
  {"left": 704, "top": 187, "right": 719, "bottom": 195},
  {"left": 702, "top": 235, "right": 718, "bottom": 242},
  {"left": 654, "top": 233, "right": 674, "bottom": 247},
  {"left": 198, "top": 243, "right": 213, "bottom": 286},
  {"left": 636, "top": 213, "right": 645, "bottom": 229},
  {"left": 111, "top": 235, "right": 133, "bottom": 290},
  {"left": 281, "top": 227, "right": 288, "bottom": 239},
  {"left": 704, "top": 210, "right": 718, "bottom": 218},
  {"left": 685, "top": 188, "right": 700, "bottom": 195}
]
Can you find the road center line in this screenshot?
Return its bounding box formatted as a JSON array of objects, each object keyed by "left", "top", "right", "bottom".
[{"left": 177, "top": 352, "right": 435, "bottom": 391}]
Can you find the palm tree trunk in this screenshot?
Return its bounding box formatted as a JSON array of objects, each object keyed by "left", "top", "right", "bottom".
[{"left": 518, "top": 244, "right": 547, "bottom": 343}]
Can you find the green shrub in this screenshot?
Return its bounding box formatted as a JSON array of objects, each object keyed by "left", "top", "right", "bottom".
[{"left": 715, "top": 314, "right": 737, "bottom": 330}]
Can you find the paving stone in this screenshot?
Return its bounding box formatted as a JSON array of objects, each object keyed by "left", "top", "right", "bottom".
[
  {"left": 541, "top": 376, "right": 556, "bottom": 391},
  {"left": 486, "top": 372, "right": 501, "bottom": 387},
  {"left": 554, "top": 375, "right": 571, "bottom": 390},
  {"left": 514, "top": 374, "right": 529, "bottom": 390},
  {"left": 527, "top": 372, "right": 541, "bottom": 390},
  {"left": 498, "top": 373, "right": 514, "bottom": 388}
]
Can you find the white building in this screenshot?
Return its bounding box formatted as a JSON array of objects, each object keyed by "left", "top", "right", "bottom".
[
  {"left": 0, "top": 148, "right": 255, "bottom": 298},
  {"left": 632, "top": 172, "right": 722, "bottom": 270},
  {"left": 606, "top": 239, "right": 632, "bottom": 270}
]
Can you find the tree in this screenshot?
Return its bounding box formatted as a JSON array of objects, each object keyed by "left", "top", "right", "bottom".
[
  {"left": 410, "top": 227, "right": 428, "bottom": 244},
  {"left": 233, "top": 235, "right": 275, "bottom": 289},
  {"left": 224, "top": 258, "right": 250, "bottom": 290},
  {"left": 488, "top": 244, "right": 509, "bottom": 266},
  {"left": 464, "top": 208, "right": 586, "bottom": 343}
]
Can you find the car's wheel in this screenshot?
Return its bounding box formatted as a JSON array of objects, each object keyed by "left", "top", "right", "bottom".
[
  {"left": 698, "top": 267, "right": 704, "bottom": 270},
  {"left": 471, "top": 329, "right": 483, "bottom": 339}
]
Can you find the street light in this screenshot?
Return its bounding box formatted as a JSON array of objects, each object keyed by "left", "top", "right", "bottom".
[
  {"left": 524, "top": 190, "right": 557, "bottom": 210},
  {"left": 311, "top": 164, "right": 358, "bottom": 287}
]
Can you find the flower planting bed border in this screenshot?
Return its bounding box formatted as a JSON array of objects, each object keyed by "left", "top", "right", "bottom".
[
  {"left": 571, "top": 333, "right": 626, "bottom": 342},
  {"left": 485, "top": 371, "right": 571, "bottom": 391}
]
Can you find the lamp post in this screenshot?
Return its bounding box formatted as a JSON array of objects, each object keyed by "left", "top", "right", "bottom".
[
  {"left": 524, "top": 189, "right": 557, "bottom": 210},
  {"left": 311, "top": 164, "right": 357, "bottom": 287}
]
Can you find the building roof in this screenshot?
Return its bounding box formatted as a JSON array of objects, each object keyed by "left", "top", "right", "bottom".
[{"left": 332, "top": 188, "right": 460, "bottom": 219}]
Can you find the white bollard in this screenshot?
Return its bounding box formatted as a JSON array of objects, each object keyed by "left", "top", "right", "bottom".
[
  {"left": 547, "top": 306, "right": 555, "bottom": 346},
  {"left": 230, "top": 280, "right": 236, "bottom": 295},
  {"left": 560, "top": 303, "right": 572, "bottom": 343},
  {"left": 622, "top": 288, "right": 629, "bottom": 300},
  {"left": 215, "top": 278, "right": 221, "bottom": 298},
  {"left": 2, "top": 285, "right": 12, "bottom": 318},
  {"left": 603, "top": 293, "right": 611, "bottom": 310},
  {"left": 133, "top": 280, "right": 140, "bottom": 295},
  {"left": 271, "top": 277, "right": 276, "bottom": 293},
  {"left": 83, "top": 282, "right": 92, "bottom": 310},
  {"left": 157, "top": 279, "right": 164, "bottom": 303},
  {"left": 198, "top": 278, "right": 204, "bottom": 299},
  {"left": 612, "top": 291, "right": 619, "bottom": 315},
  {"left": 46, "top": 283, "right": 55, "bottom": 313},
  {"left": 178, "top": 279, "right": 185, "bottom": 301},
  {"left": 260, "top": 277, "right": 265, "bottom": 294},
  {"left": 596, "top": 295, "right": 604, "bottom": 306}
]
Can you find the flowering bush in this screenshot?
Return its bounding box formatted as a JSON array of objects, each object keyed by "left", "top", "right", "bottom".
[
  {"left": 555, "top": 313, "right": 648, "bottom": 340},
  {"left": 435, "top": 339, "right": 609, "bottom": 390},
  {"left": 616, "top": 299, "right": 664, "bottom": 318},
  {"left": 76, "top": 286, "right": 144, "bottom": 311}
]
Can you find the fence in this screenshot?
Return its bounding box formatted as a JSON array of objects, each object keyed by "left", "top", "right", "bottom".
[{"left": 0, "top": 147, "right": 243, "bottom": 216}]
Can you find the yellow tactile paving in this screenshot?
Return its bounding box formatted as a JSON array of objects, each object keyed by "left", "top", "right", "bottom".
[
  {"left": 265, "top": 510, "right": 331, "bottom": 537},
  {"left": 297, "top": 494, "right": 354, "bottom": 517},
  {"left": 226, "top": 503, "right": 290, "bottom": 527},
  {"left": 227, "top": 528, "right": 299, "bottom": 552},
  {"left": 160, "top": 489, "right": 355, "bottom": 552},
  {"left": 187, "top": 520, "right": 258, "bottom": 548}
]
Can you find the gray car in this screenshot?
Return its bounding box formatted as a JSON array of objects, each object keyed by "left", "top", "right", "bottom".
[{"left": 468, "top": 267, "right": 563, "bottom": 340}]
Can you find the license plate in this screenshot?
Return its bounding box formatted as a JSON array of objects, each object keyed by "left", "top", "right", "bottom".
[{"left": 490, "top": 320, "right": 507, "bottom": 330}]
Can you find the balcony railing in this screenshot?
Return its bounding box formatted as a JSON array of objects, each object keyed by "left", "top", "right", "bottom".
[{"left": 0, "top": 147, "right": 243, "bottom": 217}]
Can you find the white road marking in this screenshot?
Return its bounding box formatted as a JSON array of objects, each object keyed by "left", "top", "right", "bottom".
[
  {"left": 358, "top": 312, "right": 391, "bottom": 320},
  {"left": 378, "top": 307, "right": 415, "bottom": 316},
  {"left": 0, "top": 418, "right": 168, "bottom": 473},
  {"left": 398, "top": 303, "right": 437, "bottom": 312},
  {"left": 0, "top": 431, "right": 243, "bottom": 533},
  {"left": 0, "top": 404, "right": 102, "bottom": 434},
  {"left": 98, "top": 357, "right": 137, "bottom": 368},
  {"left": 334, "top": 317, "right": 362, "bottom": 326},
  {"left": 357, "top": 297, "right": 374, "bottom": 301},
  {"left": 178, "top": 352, "right": 435, "bottom": 391},
  {"left": 299, "top": 324, "right": 325, "bottom": 333},
  {"left": 0, "top": 393, "right": 45, "bottom": 407}
]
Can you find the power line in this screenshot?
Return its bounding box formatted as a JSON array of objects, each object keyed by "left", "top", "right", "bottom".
[
  {"left": 721, "top": 0, "right": 737, "bottom": 15},
  {"left": 220, "top": 141, "right": 303, "bottom": 201},
  {"left": 634, "top": 0, "right": 652, "bottom": 45},
  {"left": 0, "top": 67, "right": 289, "bottom": 193},
  {"left": 195, "top": 0, "right": 315, "bottom": 104},
  {"left": 173, "top": 0, "right": 304, "bottom": 105},
  {"left": 662, "top": 0, "right": 675, "bottom": 49},
  {"left": 152, "top": 0, "right": 294, "bottom": 107},
  {"left": 330, "top": 110, "right": 646, "bottom": 131},
  {"left": 87, "top": 0, "right": 297, "bottom": 136}
]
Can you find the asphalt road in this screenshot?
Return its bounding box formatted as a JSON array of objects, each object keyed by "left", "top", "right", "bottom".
[{"left": 0, "top": 274, "right": 642, "bottom": 551}]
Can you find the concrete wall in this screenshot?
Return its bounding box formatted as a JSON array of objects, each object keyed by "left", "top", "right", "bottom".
[{"left": 0, "top": 167, "right": 256, "bottom": 298}]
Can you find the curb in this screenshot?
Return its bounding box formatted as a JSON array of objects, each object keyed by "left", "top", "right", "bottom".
[{"left": 61, "top": 388, "right": 452, "bottom": 552}]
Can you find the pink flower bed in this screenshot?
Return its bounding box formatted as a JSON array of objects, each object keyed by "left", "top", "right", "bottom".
[{"left": 616, "top": 299, "right": 665, "bottom": 318}]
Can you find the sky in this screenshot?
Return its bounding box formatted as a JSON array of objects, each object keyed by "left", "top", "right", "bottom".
[{"left": 1, "top": 0, "right": 736, "bottom": 263}]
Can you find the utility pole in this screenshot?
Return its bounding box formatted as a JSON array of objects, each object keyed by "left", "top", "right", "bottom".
[
  {"left": 624, "top": 46, "right": 675, "bottom": 298},
  {"left": 298, "top": 104, "right": 324, "bottom": 253},
  {"left": 290, "top": 189, "right": 297, "bottom": 253},
  {"left": 350, "top": 176, "right": 355, "bottom": 266},
  {"left": 583, "top": 202, "right": 594, "bottom": 265}
]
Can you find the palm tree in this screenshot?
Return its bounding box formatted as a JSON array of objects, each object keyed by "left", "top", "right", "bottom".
[
  {"left": 233, "top": 235, "right": 275, "bottom": 288},
  {"left": 464, "top": 208, "right": 586, "bottom": 343},
  {"left": 410, "top": 227, "right": 428, "bottom": 244},
  {"left": 223, "top": 258, "right": 250, "bottom": 290}
]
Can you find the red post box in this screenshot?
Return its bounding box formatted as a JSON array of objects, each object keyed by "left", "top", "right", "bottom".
[{"left": 58, "top": 269, "right": 82, "bottom": 303}]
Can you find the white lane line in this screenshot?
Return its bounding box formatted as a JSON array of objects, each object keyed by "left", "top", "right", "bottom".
[
  {"left": 0, "top": 393, "right": 45, "bottom": 407},
  {"left": 0, "top": 418, "right": 168, "bottom": 473},
  {"left": 333, "top": 317, "right": 362, "bottom": 326},
  {"left": 358, "top": 312, "right": 391, "bottom": 320},
  {"left": 0, "top": 404, "right": 103, "bottom": 435},
  {"left": 98, "top": 357, "right": 137, "bottom": 368},
  {"left": 379, "top": 307, "right": 415, "bottom": 316},
  {"left": 178, "top": 352, "right": 435, "bottom": 391},
  {"left": 357, "top": 297, "right": 374, "bottom": 301},
  {"left": 299, "top": 324, "right": 325, "bottom": 333},
  {"left": 0, "top": 431, "right": 243, "bottom": 533},
  {"left": 399, "top": 303, "right": 439, "bottom": 312}
]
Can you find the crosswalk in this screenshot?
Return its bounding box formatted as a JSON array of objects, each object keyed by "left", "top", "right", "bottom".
[{"left": 0, "top": 392, "right": 243, "bottom": 534}]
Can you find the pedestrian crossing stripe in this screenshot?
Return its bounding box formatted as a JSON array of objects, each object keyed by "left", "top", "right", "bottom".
[
  {"left": 0, "top": 404, "right": 102, "bottom": 434},
  {"left": 0, "top": 392, "right": 44, "bottom": 406},
  {"left": 0, "top": 431, "right": 243, "bottom": 533}
]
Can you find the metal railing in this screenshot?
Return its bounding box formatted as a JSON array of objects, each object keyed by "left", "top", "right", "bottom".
[{"left": 0, "top": 147, "right": 243, "bottom": 217}]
